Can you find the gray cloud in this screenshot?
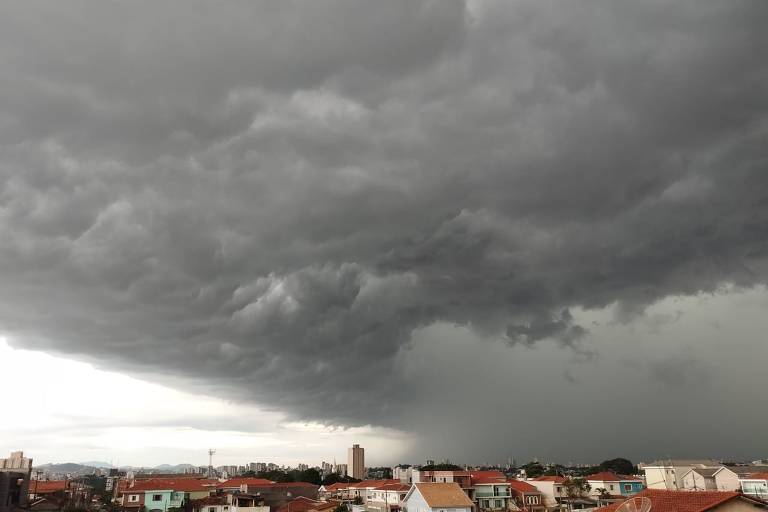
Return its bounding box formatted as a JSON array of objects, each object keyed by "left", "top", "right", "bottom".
[{"left": 1, "top": 0, "right": 767, "bottom": 461}]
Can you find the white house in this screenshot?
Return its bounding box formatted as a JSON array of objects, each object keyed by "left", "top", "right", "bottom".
[
  {"left": 367, "top": 483, "right": 411, "bottom": 512},
  {"left": 403, "top": 483, "right": 474, "bottom": 512},
  {"left": 528, "top": 476, "right": 568, "bottom": 509},
  {"left": 680, "top": 468, "right": 720, "bottom": 491},
  {"left": 739, "top": 473, "right": 768, "bottom": 500},
  {"left": 641, "top": 460, "right": 720, "bottom": 490}
]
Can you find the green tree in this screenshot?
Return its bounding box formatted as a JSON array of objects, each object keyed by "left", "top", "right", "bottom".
[
  {"left": 598, "top": 458, "right": 635, "bottom": 476},
  {"left": 297, "top": 468, "right": 322, "bottom": 485},
  {"left": 521, "top": 461, "right": 545, "bottom": 478},
  {"left": 563, "top": 477, "right": 591, "bottom": 504}
]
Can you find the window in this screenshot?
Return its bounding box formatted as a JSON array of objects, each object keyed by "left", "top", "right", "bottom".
[
  {"left": 624, "top": 485, "right": 632, "bottom": 492},
  {"left": 556, "top": 487, "right": 562, "bottom": 493},
  {"left": 209, "top": 508, "right": 216, "bottom": 512},
  {"left": 495, "top": 500, "right": 503, "bottom": 508},
  {"left": 153, "top": 495, "right": 163, "bottom": 502},
  {"left": 526, "top": 496, "right": 539, "bottom": 505},
  {"left": 609, "top": 485, "right": 614, "bottom": 491},
  {"left": 129, "top": 495, "right": 139, "bottom": 503}
]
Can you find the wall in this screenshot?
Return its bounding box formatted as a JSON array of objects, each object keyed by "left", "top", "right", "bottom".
[{"left": 713, "top": 470, "right": 740, "bottom": 492}]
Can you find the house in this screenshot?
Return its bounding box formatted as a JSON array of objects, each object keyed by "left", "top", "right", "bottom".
[
  {"left": 641, "top": 460, "right": 721, "bottom": 490},
  {"left": 528, "top": 476, "right": 567, "bottom": 510},
  {"left": 680, "top": 469, "right": 722, "bottom": 492},
  {"left": 28, "top": 481, "right": 70, "bottom": 499},
  {"left": 469, "top": 471, "right": 512, "bottom": 512},
  {"left": 346, "top": 480, "right": 400, "bottom": 503},
  {"left": 273, "top": 496, "right": 339, "bottom": 512},
  {"left": 403, "top": 483, "right": 475, "bottom": 512},
  {"left": 586, "top": 473, "right": 643, "bottom": 498},
  {"left": 528, "top": 476, "right": 596, "bottom": 511},
  {"left": 318, "top": 483, "right": 347, "bottom": 500},
  {"left": 190, "top": 493, "right": 270, "bottom": 512},
  {"left": 739, "top": 473, "right": 768, "bottom": 500},
  {"left": 241, "top": 482, "right": 319, "bottom": 510},
  {"left": 594, "top": 489, "right": 768, "bottom": 512},
  {"left": 366, "top": 483, "right": 411, "bottom": 512},
  {"left": 508, "top": 480, "right": 545, "bottom": 512},
  {"left": 190, "top": 495, "right": 230, "bottom": 512},
  {"left": 394, "top": 466, "right": 414, "bottom": 484},
  {"left": 118, "top": 478, "right": 218, "bottom": 511},
  {"left": 412, "top": 471, "right": 472, "bottom": 490}
]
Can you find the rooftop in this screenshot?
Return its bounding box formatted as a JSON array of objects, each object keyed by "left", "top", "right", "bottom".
[
  {"left": 412, "top": 483, "right": 475, "bottom": 508},
  {"left": 594, "top": 489, "right": 767, "bottom": 512},
  {"left": 508, "top": 480, "right": 540, "bottom": 493}
]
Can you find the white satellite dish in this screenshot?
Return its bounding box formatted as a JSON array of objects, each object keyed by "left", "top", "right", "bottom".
[{"left": 615, "top": 497, "right": 652, "bottom": 512}]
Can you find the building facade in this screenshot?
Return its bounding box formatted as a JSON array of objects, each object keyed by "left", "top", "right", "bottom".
[{"left": 348, "top": 445, "right": 365, "bottom": 481}]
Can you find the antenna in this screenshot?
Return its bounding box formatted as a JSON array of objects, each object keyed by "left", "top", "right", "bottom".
[{"left": 615, "top": 497, "right": 652, "bottom": 512}]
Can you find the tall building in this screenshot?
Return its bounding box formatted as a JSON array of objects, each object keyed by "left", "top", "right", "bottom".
[
  {"left": 0, "top": 451, "right": 32, "bottom": 512},
  {"left": 348, "top": 444, "right": 365, "bottom": 480}
]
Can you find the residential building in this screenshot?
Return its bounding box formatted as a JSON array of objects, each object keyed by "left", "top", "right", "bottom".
[
  {"left": 680, "top": 469, "right": 721, "bottom": 492},
  {"left": 241, "top": 482, "right": 319, "bottom": 510},
  {"left": 349, "top": 445, "right": 365, "bottom": 481},
  {"left": 411, "top": 471, "right": 471, "bottom": 490},
  {"left": 403, "top": 483, "right": 474, "bottom": 512},
  {"left": 0, "top": 451, "right": 32, "bottom": 512},
  {"left": 528, "top": 476, "right": 567, "bottom": 510},
  {"left": 722, "top": 467, "right": 768, "bottom": 492},
  {"left": 586, "top": 472, "right": 644, "bottom": 498},
  {"left": 508, "top": 480, "right": 545, "bottom": 512},
  {"left": 641, "top": 460, "right": 720, "bottom": 490},
  {"left": 469, "top": 471, "right": 512, "bottom": 512},
  {"left": 275, "top": 497, "right": 336, "bottom": 512},
  {"left": 739, "top": 473, "right": 768, "bottom": 500},
  {"left": 594, "top": 489, "right": 768, "bottom": 512},
  {"left": 118, "top": 478, "right": 218, "bottom": 512},
  {"left": 191, "top": 493, "right": 269, "bottom": 512},
  {"left": 318, "top": 483, "right": 346, "bottom": 500},
  {"left": 27, "top": 481, "right": 69, "bottom": 499},
  {"left": 346, "top": 480, "right": 400, "bottom": 503},
  {"left": 366, "top": 483, "right": 411, "bottom": 512},
  {"left": 393, "top": 466, "right": 413, "bottom": 484}
]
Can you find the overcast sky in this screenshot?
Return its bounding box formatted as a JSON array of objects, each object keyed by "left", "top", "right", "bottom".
[{"left": 1, "top": 0, "right": 767, "bottom": 468}]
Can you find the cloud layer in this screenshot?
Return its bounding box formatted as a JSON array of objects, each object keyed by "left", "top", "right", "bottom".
[{"left": 1, "top": 0, "right": 767, "bottom": 461}]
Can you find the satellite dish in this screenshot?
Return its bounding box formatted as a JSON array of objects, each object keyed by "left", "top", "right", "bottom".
[{"left": 615, "top": 497, "right": 652, "bottom": 512}]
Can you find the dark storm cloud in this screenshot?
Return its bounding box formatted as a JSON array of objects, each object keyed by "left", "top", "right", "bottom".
[{"left": 1, "top": 0, "right": 768, "bottom": 457}]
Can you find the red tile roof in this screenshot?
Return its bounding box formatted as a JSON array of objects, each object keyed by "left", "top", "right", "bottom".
[
  {"left": 508, "top": 480, "right": 540, "bottom": 493},
  {"left": 29, "top": 481, "right": 69, "bottom": 494},
  {"left": 533, "top": 476, "right": 566, "bottom": 483},
  {"left": 413, "top": 483, "right": 475, "bottom": 508},
  {"left": 594, "top": 489, "right": 763, "bottom": 512},
  {"left": 349, "top": 479, "right": 399, "bottom": 488},
  {"left": 123, "top": 478, "right": 218, "bottom": 492},
  {"left": 376, "top": 483, "right": 411, "bottom": 492},
  {"left": 745, "top": 473, "right": 768, "bottom": 480},
  {"left": 588, "top": 472, "right": 624, "bottom": 482},
  {"left": 322, "top": 483, "right": 347, "bottom": 491},
  {"left": 470, "top": 471, "right": 508, "bottom": 485},
  {"left": 216, "top": 478, "right": 275, "bottom": 488},
  {"left": 275, "top": 496, "right": 324, "bottom": 512}
]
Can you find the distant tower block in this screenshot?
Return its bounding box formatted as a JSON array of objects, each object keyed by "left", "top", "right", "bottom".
[
  {"left": 208, "top": 449, "right": 216, "bottom": 478},
  {"left": 348, "top": 444, "right": 365, "bottom": 480}
]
